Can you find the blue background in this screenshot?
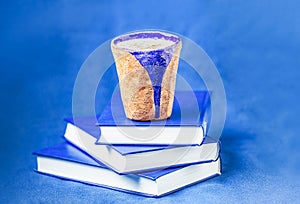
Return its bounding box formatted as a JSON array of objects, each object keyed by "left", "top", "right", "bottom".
[{"left": 1, "top": 0, "right": 300, "bottom": 203}]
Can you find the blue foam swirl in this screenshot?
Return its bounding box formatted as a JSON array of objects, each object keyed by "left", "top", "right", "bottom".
[{"left": 131, "top": 49, "right": 173, "bottom": 118}]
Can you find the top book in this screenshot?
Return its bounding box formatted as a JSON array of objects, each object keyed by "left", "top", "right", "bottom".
[{"left": 96, "top": 91, "right": 210, "bottom": 145}]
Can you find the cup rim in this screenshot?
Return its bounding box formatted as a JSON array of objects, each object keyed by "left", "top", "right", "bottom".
[{"left": 111, "top": 30, "right": 181, "bottom": 52}]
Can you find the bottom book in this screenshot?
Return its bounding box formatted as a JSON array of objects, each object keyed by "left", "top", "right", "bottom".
[{"left": 34, "top": 142, "right": 221, "bottom": 197}]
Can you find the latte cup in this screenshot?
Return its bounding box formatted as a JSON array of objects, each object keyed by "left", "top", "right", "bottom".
[{"left": 111, "top": 31, "right": 182, "bottom": 121}]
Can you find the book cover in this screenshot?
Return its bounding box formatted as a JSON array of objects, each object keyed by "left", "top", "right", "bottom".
[
  {"left": 65, "top": 116, "right": 218, "bottom": 155},
  {"left": 96, "top": 91, "right": 210, "bottom": 145},
  {"left": 63, "top": 121, "right": 220, "bottom": 173},
  {"left": 98, "top": 90, "right": 210, "bottom": 126},
  {"left": 34, "top": 142, "right": 221, "bottom": 197}
]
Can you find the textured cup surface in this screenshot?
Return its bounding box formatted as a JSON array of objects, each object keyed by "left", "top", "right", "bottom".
[{"left": 111, "top": 31, "right": 182, "bottom": 121}]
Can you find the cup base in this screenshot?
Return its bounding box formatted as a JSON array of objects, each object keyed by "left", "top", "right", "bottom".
[{"left": 126, "top": 115, "right": 171, "bottom": 122}]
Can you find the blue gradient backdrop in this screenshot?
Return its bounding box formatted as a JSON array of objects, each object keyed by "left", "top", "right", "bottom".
[{"left": 1, "top": 1, "right": 299, "bottom": 203}]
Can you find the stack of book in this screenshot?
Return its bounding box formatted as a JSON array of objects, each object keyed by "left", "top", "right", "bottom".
[{"left": 34, "top": 91, "right": 221, "bottom": 197}]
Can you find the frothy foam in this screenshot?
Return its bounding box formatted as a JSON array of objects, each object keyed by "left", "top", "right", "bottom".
[{"left": 116, "top": 38, "right": 174, "bottom": 51}]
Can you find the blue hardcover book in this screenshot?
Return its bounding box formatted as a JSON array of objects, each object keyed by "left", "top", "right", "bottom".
[
  {"left": 97, "top": 91, "right": 211, "bottom": 145},
  {"left": 34, "top": 142, "right": 221, "bottom": 197},
  {"left": 64, "top": 116, "right": 219, "bottom": 173}
]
